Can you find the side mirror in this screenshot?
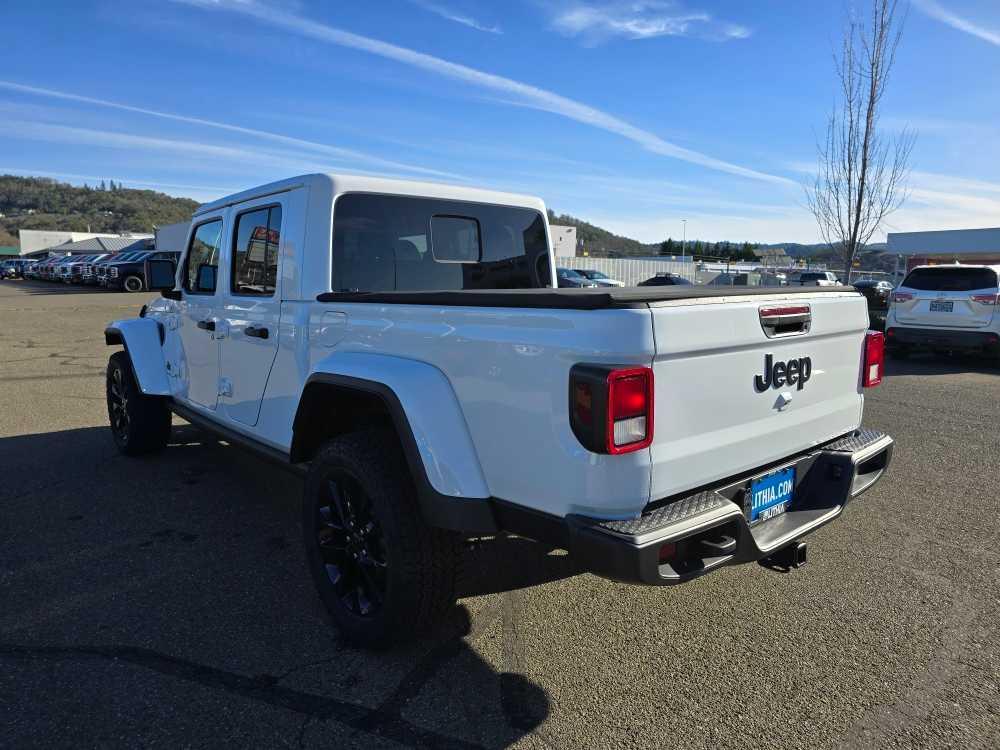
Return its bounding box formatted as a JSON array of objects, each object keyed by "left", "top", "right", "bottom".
[
  {"left": 146, "top": 259, "right": 177, "bottom": 292},
  {"left": 197, "top": 263, "right": 217, "bottom": 292}
]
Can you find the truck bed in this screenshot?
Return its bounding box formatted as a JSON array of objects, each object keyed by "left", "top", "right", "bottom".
[{"left": 316, "top": 285, "right": 858, "bottom": 309}]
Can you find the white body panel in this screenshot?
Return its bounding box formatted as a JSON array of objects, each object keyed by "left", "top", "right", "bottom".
[
  {"left": 308, "top": 351, "right": 492, "bottom": 499},
  {"left": 305, "top": 303, "right": 656, "bottom": 518},
  {"left": 106, "top": 318, "right": 172, "bottom": 396},
  {"left": 119, "top": 173, "right": 870, "bottom": 523}
]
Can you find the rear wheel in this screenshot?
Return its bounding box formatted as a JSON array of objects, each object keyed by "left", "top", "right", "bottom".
[
  {"left": 303, "top": 430, "right": 459, "bottom": 649},
  {"left": 122, "top": 275, "right": 144, "bottom": 293},
  {"left": 106, "top": 351, "right": 171, "bottom": 455}
]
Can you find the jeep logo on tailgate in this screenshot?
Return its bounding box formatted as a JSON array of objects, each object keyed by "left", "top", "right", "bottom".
[{"left": 754, "top": 354, "right": 812, "bottom": 392}]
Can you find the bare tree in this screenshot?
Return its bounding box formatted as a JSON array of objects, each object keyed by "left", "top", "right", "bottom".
[{"left": 807, "top": 0, "right": 915, "bottom": 280}]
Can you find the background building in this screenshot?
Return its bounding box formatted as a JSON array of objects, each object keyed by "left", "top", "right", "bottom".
[
  {"left": 549, "top": 225, "right": 578, "bottom": 256},
  {"left": 154, "top": 221, "right": 191, "bottom": 253},
  {"left": 887, "top": 227, "right": 1000, "bottom": 275},
  {"left": 18, "top": 229, "right": 154, "bottom": 258},
  {"left": 26, "top": 236, "right": 153, "bottom": 259},
  {"left": 752, "top": 247, "right": 789, "bottom": 267}
]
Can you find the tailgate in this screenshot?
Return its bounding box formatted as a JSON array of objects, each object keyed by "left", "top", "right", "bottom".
[{"left": 648, "top": 291, "right": 868, "bottom": 500}]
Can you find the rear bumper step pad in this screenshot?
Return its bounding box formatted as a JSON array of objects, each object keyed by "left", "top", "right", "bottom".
[{"left": 561, "top": 429, "right": 893, "bottom": 586}]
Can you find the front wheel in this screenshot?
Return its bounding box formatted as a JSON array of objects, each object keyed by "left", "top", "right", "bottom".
[
  {"left": 303, "top": 430, "right": 459, "bottom": 649},
  {"left": 106, "top": 351, "right": 172, "bottom": 455}
]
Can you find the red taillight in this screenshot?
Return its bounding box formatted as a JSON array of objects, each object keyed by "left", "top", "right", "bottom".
[
  {"left": 607, "top": 367, "right": 653, "bottom": 454},
  {"left": 971, "top": 293, "right": 1000, "bottom": 305},
  {"left": 569, "top": 364, "right": 653, "bottom": 455},
  {"left": 862, "top": 331, "right": 884, "bottom": 388},
  {"left": 892, "top": 292, "right": 913, "bottom": 303}
]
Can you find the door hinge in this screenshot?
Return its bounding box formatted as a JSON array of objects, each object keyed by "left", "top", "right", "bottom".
[{"left": 218, "top": 377, "right": 233, "bottom": 397}]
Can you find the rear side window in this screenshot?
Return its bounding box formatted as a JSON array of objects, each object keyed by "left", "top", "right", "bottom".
[
  {"left": 231, "top": 206, "right": 281, "bottom": 296},
  {"left": 184, "top": 219, "right": 223, "bottom": 294},
  {"left": 331, "top": 193, "right": 550, "bottom": 292},
  {"left": 902, "top": 267, "right": 998, "bottom": 292}
]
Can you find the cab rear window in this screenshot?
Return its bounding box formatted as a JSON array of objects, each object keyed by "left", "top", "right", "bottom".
[
  {"left": 902, "top": 267, "right": 998, "bottom": 292},
  {"left": 331, "top": 193, "right": 551, "bottom": 292}
]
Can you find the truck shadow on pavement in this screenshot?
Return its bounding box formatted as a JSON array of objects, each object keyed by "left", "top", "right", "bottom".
[{"left": 1, "top": 422, "right": 570, "bottom": 748}]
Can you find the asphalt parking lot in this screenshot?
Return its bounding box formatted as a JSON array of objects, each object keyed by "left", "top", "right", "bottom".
[{"left": 1, "top": 279, "right": 998, "bottom": 749}]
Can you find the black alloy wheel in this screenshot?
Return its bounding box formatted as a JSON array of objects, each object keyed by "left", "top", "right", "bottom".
[
  {"left": 315, "top": 471, "right": 388, "bottom": 618},
  {"left": 105, "top": 351, "right": 172, "bottom": 456},
  {"left": 303, "top": 430, "right": 460, "bottom": 648},
  {"left": 108, "top": 363, "right": 131, "bottom": 446}
]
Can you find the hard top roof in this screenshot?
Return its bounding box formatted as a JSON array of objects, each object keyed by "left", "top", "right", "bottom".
[{"left": 194, "top": 173, "right": 546, "bottom": 216}]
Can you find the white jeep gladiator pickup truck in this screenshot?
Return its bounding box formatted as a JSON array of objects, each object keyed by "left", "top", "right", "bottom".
[{"left": 104, "top": 173, "right": 893, "bottom": 647}]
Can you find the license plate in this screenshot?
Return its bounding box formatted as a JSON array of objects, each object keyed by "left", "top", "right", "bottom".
[
  {"left": 929, "top": 300, "right": 953, "bottom": 312},
  {"left": 747, "top": 467, "right": 796, "bottom": 524}
]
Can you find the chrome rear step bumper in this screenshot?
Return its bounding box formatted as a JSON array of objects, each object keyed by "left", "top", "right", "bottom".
[{"left": 508, "top": 429, "right": 893, "bottom": 586}]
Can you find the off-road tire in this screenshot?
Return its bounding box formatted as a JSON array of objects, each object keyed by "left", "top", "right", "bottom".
[
  {"left": 106, "top": 351, "right": 172, "bottom": 456},
  {"left": 303, "top": 430, "right": 460, "bottom": 649},
  {"left": 122, "top": 275, "right": 144, "bottom": 293}
]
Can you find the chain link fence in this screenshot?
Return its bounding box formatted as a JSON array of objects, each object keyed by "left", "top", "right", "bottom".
[{"left": 555, "top": 256, "right": 791, "bottom": 288}]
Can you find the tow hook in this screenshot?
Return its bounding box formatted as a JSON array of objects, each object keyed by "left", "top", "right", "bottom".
[{"left": 761, "top": 541, "right": 808, "bottom": 571}]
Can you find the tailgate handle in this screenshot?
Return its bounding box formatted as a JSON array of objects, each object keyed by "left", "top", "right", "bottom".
[{"left": 760, "top": 304, "right": 811, "bottom": 338}]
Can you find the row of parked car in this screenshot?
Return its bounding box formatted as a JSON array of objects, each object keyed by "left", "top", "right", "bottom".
[{"left": 1, "top": 249, "right": 180, "bottom": 291}]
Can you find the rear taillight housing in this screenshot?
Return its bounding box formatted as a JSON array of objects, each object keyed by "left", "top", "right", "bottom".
[
  {"left": 570, "top": 365, "right": 654, "bottom": 454},
  {"left": 862, "top": 331, "right": 884, "bottom": 388},
  {"left": 971, "top": 293, "right": 1000, "bottom": 305},
  {"left": 892, "top": 292, "right": 913, "bottom": 304}
]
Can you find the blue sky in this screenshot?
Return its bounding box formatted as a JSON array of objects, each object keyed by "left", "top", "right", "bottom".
[{"left": 1, "top": 0, "right": 998, "bottom": 243}]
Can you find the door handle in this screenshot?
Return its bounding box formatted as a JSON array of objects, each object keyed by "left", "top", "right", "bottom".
[
  {"left": 197, "top": 319, "right": 216, "bottom": 332},
  {"left": 245, "top": 325, "right": 269, "bottom": 339}
]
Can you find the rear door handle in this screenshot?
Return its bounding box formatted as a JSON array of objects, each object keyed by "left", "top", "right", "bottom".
[
  {"left": 245, "top": 325, "right": 269, "bottom": 339},
  {"left": 197, "top": 319, "right": 216, "bottom": 332}
]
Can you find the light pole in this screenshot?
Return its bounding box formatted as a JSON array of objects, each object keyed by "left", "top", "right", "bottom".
[{"left": 681, "top": 220, "right": 687, "bottom": 258}]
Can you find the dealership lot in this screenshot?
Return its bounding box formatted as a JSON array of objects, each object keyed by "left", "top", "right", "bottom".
[{"left": 1, "top": 280, "right": 997, "bottom": 749}]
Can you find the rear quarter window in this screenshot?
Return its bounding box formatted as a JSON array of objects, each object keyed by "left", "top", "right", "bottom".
[{"left": 902, "top": 267, "right": 998, "bottom": 292}]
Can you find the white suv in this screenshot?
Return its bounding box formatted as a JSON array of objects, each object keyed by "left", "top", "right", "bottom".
[
  {"left": 885, "top": 264, "right": 1000, "bottom": 361},
  {"left": 792, "top": 271, "right": 840, "bottom": 287}
]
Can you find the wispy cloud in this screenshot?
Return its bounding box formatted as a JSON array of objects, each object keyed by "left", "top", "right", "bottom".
[
  {"left": 170, "top": 0, "right": 787, "bottom": 184},
  {"left": 0, "top": 119, "right": 310, "bottom": 168},
  {"left": 409, "top": 1, "right": 501, "bottom": 34},
  {"left": 913, "top": 0, "right": 1000, "bottom": 46},
  {"left": 0, "top": 118, "right": 469, "bottom": 187},
  {"left": 549, "top": 1, "right": 751, "bottom": 45},
  {"left": 0, "top": 80, "right": 461, "bottom": 180}
]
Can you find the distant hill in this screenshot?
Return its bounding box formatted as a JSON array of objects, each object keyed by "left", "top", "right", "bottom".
[
  {"left": 758, "top": 241, "right": 887, "bottom": 259},
  {"left": 547, "top": 210, "right": 658, "bottom": 256},
  {"left": 0, "top": 175, "right": 198, "bottom": 248}
]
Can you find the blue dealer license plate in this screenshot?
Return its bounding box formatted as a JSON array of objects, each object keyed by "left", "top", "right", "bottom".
[{"left": 748, "top": 467, "right": 796, "bottom": 524}]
